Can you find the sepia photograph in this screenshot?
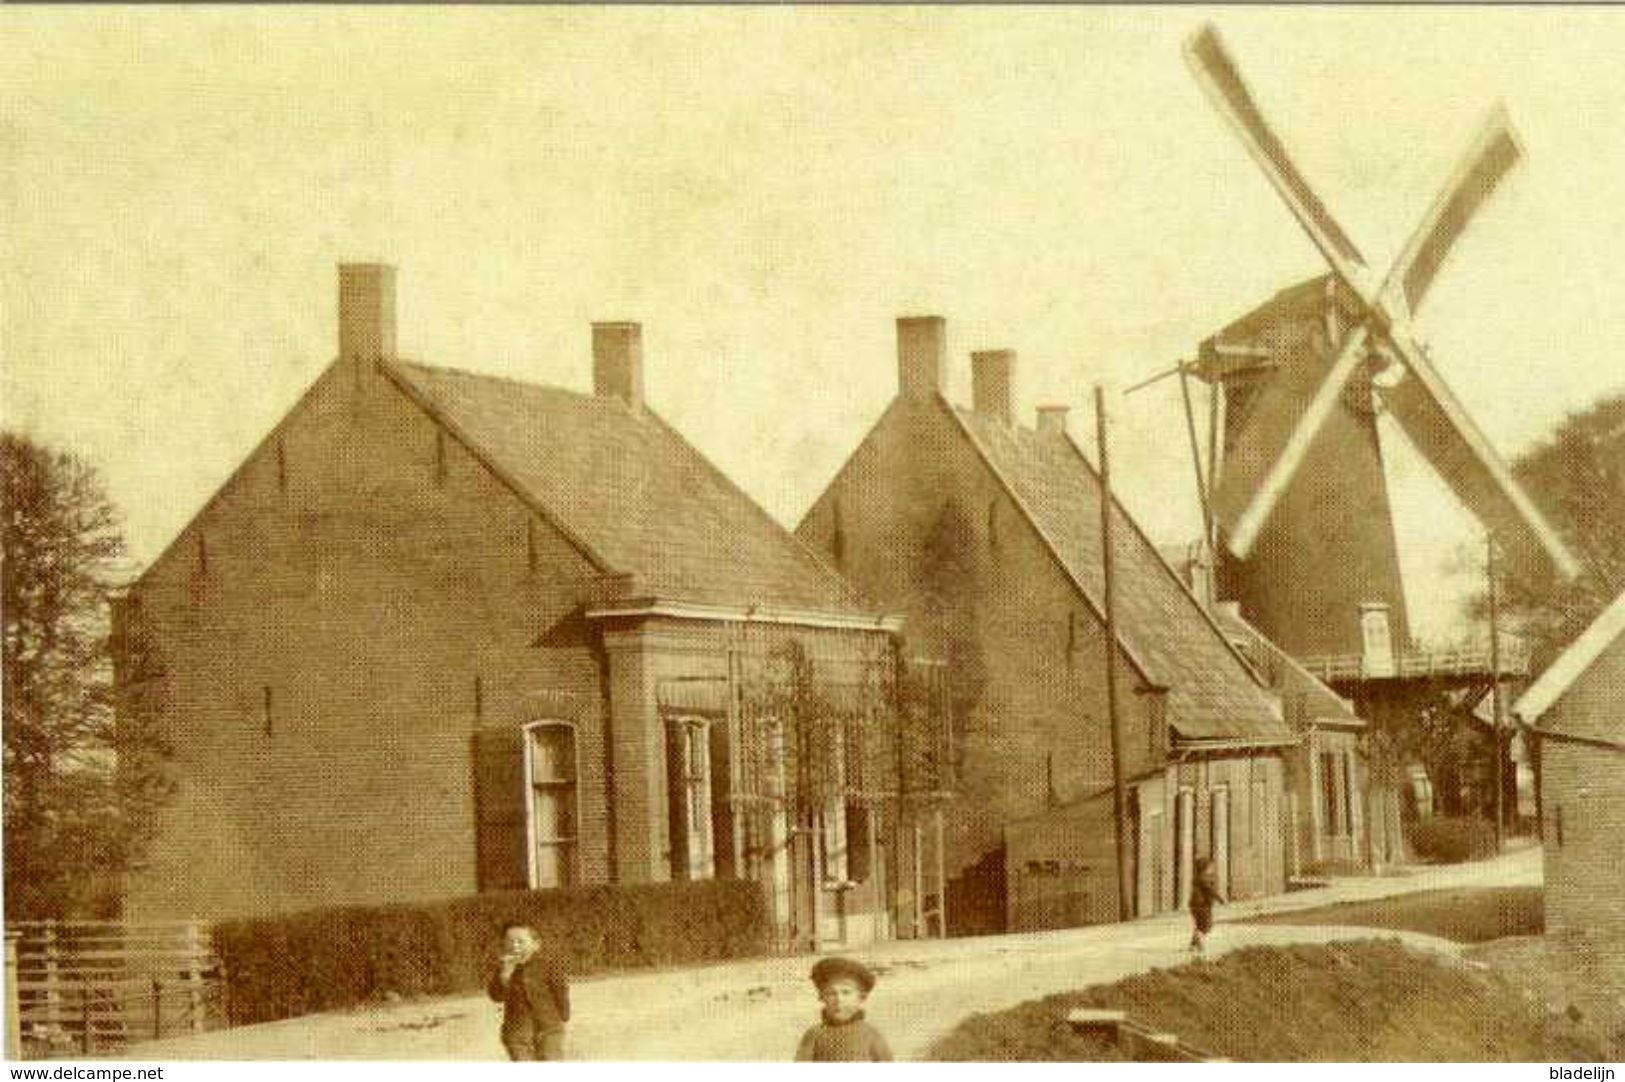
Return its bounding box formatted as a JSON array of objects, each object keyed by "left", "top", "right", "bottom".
[{"left": 2, "top": 5, "right": 1622, "bottom": 1066}]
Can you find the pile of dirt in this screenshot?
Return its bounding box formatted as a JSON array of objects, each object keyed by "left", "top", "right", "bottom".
[
  {"left": 1468, "top": 934, "right": 1625, "bottom": 1057},
  {"left": 1241, "top": 887, "right": 1543, "bottom": 943},
  {"left": 927, "top": 939, "right": 1616, "bottom": 1061}
]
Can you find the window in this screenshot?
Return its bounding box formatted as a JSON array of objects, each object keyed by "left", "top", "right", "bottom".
[
  {"left": 1359, "top": 605, "right": 1394, "bottom": 677},
  {"left": 1146, "top": 690, "right": 1169, "bottom": 760},
  {"left": 844, "top": 721, "right": 872, "bottom": 883},
  {"left": 668, "top": 717, "right": 715, "bottom": 880},
  {"left": 1320, "top": 751, "right": 1341, "bottom": 835},
  {"left": 822, "top": 725, "right": 849, "bottom": 883},
  {"left": 1341, "top": 752, "right": 1356, "bottom": 837},
  {"left": 525, "top": 722, "right": 577, "bottom": 889}
]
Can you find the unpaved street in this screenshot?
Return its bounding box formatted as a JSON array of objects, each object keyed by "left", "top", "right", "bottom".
[{"left": 128, "top": 846, "right": 1540, "bottom": 1061}]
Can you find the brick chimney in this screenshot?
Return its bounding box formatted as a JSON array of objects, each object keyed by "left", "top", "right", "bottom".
[
  {"left": 592, "top": 322, "right": 644, "bottom": 413},
  {"left": 897, "top": 316, "right": 946, "bottom": 399},
  {"left": 971, "top": 350, "right": 1016, "bottom": 426},
  {"left": 338, "top": 263, "right": 397, "bottom": 361},
  {"left": 1037, "top": 405, "right": 1070, "bottom": 436}
]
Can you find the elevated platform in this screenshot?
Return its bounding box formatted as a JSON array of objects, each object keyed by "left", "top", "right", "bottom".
[{"left": 1298, "top": 641, "right": 1529, "bottom": 690}]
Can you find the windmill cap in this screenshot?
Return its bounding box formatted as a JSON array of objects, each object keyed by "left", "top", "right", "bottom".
[{"left": 810, "top": 956, "right": 876, "bottom": 993}]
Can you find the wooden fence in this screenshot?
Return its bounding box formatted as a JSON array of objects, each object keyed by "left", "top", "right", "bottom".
[{"left": 7, "top": 920, "right": 223, "bottom": 1059}]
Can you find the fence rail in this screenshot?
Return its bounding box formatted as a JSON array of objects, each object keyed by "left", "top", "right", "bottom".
[
  {"left": 1299, "top": 642, "right": 1531, "bottom": 683},
  {"left": 7, "top": 920, "right": 223, "bottom": 1059}
]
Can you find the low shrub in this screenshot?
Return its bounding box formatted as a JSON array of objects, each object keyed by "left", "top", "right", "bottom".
[
  {"left": 214, "top": 879, "right": 772, "bottom": 1025},
  {"left": 1405, "top": 816, "right": 1499, "bottom": 863}
]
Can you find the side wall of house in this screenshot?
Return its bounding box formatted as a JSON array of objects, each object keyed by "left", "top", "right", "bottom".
[
  {"left": 1541, "top": 739, "right": 1625, "bottom": 940},
  {"left": 798, "top": 398, "right": 1163, "bottom": 913},
  {"left": 119, "top": 358, "right": 608, "bottom": 919},
  {"left": 1540, "top": 638, "right": 1625, "bottom": 940}
]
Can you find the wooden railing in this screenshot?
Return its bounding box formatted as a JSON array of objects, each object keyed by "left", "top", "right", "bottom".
[
  {"left": 7, "top": 920, "right": 223, "bottom": 1059},
  {"left": 1299, "top": 641, "right": 1531, "bottom": 683}
]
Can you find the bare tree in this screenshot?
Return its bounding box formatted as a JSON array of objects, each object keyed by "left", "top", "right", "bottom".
[{"left": 2, "top": 431, "right": 171, "bottom": 917}]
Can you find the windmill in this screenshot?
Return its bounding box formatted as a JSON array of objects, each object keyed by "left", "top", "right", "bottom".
[{"left": 1168, "top": 23, "right": 1580, "bottom": 671}]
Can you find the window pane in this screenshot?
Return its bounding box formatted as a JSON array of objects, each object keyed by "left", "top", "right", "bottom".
[
  {"left": 535, "top": 842, "right": 570, "bottom": 889},
  {"left": 530, "top": 726, "right": 575, "bottom": 782},
  {"left": 527, "top": 722, "right": 577, "bottom": 889}
]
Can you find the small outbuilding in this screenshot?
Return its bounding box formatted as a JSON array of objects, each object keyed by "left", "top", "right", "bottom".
[{"left": 1512, "top": 588, "right": 1625, "bottom": 943}]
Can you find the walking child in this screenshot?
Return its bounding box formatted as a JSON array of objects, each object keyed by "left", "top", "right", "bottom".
[
  {"left": 488, "top": 922, "right": 570, "bottom": 1060},
  {"left": 795, "top": 956, "right": 893, "bottom": 1061},
  {"left": 1188, "top": 856, "right": 1224, "bottom": 953}
]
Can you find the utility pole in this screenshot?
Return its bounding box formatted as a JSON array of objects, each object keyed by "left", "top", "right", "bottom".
[
  {"left": 1096, "top": 385, "right": 1134, "bottom": 921},
  {"left": 1487, "top": 531, "right": 1505, "bottom": 854}
]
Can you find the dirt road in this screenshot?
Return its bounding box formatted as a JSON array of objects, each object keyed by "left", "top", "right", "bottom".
[{"left": 128, "top": 845, "right": 1540, "bottom": 1061}]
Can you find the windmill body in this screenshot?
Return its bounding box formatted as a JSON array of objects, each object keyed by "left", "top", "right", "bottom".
[
  {"left": 1180, "top": 23, "right": 1580, "bottom": 683},
  {"left": 1172, "top": 23, "right": 1584, "bottom": 834},
  {"left": 1196, "top": 275, "right": 1412, "bottom": 665}
]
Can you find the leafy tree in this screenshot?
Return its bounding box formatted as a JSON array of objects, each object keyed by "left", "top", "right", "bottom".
[
  {"left": 2, "top": 431, "right": 171, "bottom": 917},
  {"left": 1479, "top": 392, "right": 1625, "bottom": 669}
]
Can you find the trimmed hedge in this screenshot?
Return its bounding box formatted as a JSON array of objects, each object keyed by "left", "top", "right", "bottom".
[
  {"left": 1405, "top": 816, "right": 1499, "bottom": 864},
  {"left": 213, "top": 879, "right": 772, "bottom": 1025}
]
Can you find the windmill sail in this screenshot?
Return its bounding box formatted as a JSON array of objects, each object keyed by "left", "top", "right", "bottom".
[
  {"left": 1382, "top": 106, "right": 1525, "bottom": 322},
  {"left": 1184, "top": 25, "right": 1370, "bottom": 294},
  {"left": 1377, "top": 332, "right": 1581, "bottom": 579},
  {"left": 1186, "top": 24, "right": 1578, "bottom": 578}
]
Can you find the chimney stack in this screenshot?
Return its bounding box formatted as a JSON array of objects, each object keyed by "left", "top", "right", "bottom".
[
  {"left": 593, "top": 322, "right": 644, "bottom": 412},
  {"left": 1037, "top": 405, "right": 1070, "bottom": 437},
  {"left": 338, "top": 263, "right": 397, "bottom": 361},
  {"left": 896, "top": 316, "right": 946, "bottom": 399},
  {"left": 971, "top": 350, "right": 1016, "bottom": 426}
]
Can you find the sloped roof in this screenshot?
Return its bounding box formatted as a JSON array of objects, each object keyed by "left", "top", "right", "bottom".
[
  {"left": 1214, "top": 607, "right": 1362, "bottom": 729},
  {"left": 948, "top": 406, "right": 1290, "bottom": 743},
  {"left": 1514, "top": 587, "right": 1625, "bottom": 731},
  {"left": 385, "top": 362, "right": 873, "bottom": 615}
]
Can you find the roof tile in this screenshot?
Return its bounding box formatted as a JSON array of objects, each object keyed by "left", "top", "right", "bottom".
[{"left": 388, "top": 362, "right": 872, "bottom": 615}]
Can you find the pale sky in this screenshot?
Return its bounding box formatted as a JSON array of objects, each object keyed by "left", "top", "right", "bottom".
[{"left": 5, "top": 7, "right": 1624, "bottom": 645}]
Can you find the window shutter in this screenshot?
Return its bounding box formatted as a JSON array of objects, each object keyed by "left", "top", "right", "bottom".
[
  {"left": 666, "top": 720, "right": 689, "bottom": 880},
  {"left": 473, "top": 726, "right": 529, "bottom": 891}
]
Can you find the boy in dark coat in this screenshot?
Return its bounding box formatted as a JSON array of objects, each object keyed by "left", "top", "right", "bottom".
[
  {"left": 1188, "top": 857, "right": 1225, "bottom": 953},
  {"left": 795, "top": 956, "right": 893, "bottom": 1062},
  {"left": 488, "top": 923, "right": 570, "bottom": 1061}
]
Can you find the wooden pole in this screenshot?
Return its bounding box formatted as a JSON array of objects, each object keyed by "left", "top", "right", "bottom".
[
  {"left": 1206, "top": 369, "right": 1222, "bottom": 554},
  {"left": 1177, "top": 366, "right": 1213, "bottom": 567},
  {"left": 184, "top": 919, "right": 205, "bottom": 1033},
  {"left": 4, "top": 931, "right": 19, "bottom": 1059},
  {"left": 1487, "top": 533, "right": 1505, "bottom": 853},
  {"left": 933, "top": 805, "right": 947, "bottom": 938},
  {"left": 1096, "top": 385, "right": 1134, "bottom": 921}
]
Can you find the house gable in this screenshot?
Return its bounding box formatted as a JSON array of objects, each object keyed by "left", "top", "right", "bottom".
[
  {"left": 1515, "top": 588, "right": 1625, "bottom": 747},
  {"left": 121, "top": 352, "right": 612, "bottom": 917}
]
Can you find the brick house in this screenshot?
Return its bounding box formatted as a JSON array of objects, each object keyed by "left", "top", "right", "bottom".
[
  {"left": 113, "top": 263, "right": 925, "bottom": 948},
  {"left": 1513, "top": 588, "right": 1625, "bottom": 943},
  {"left": 795, "top": 319, "right": 1297, "bottom": 933}
]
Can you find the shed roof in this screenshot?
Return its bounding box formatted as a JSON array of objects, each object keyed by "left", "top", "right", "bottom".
[{"left": 949, "top": 405, "right": 1290, "bottom": 744}]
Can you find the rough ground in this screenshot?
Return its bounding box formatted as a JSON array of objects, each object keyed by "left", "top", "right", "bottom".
[
  {"left": 127, "top": 844, "right": 1541, "bottom": 1062},
  {"left": 929, "top": 939, "right": 1616, "bottom": 1061},
  {"left": 1468, "top": 933, "right": 1625, "bottom": 1057}
]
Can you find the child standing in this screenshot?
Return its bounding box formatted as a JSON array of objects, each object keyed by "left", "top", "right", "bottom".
[
  {"left": 1188, "top": 857, "right": 1224, "bottom": 953},
  {"left": 795, "top": 957, "right": 894, "bottom": 1061},
  {"left": 488, "top": 922, "right": 571, "bottom": 1061}
]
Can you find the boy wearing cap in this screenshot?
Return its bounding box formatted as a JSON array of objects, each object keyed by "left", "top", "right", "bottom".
[{"left": 795, "top": 957, "right": 894, "bottom": 1061}]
